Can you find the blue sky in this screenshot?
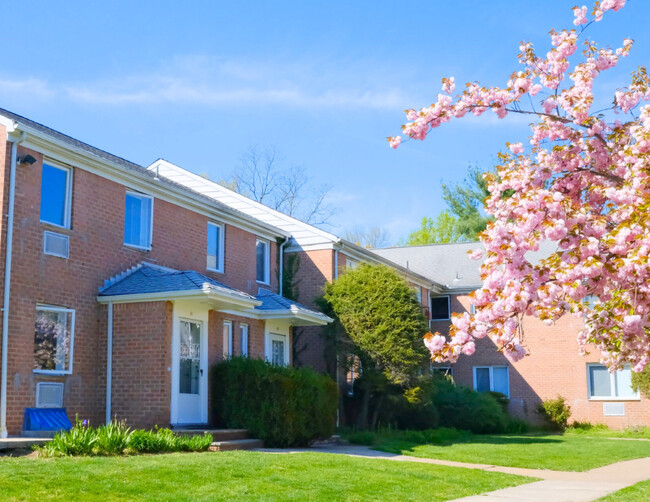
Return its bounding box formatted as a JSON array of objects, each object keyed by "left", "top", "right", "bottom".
[{"left": 2, "top": 1, "right": 648, "bottom": 243}]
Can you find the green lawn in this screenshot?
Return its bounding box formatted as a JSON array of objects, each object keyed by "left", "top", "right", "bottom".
[
  {"left": 598, "top": 479, "right": 650, "bottom": 501},
  {"left": 0, "top": 450, "right": 534, "bottom": 501},
  {"left": 373, "top": 434, "right": 650, "bottom": 471}
]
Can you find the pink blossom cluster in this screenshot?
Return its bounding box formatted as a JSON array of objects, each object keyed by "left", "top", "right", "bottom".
[{"left": 392, "top": 1, "right": 650, "bottom": 373}]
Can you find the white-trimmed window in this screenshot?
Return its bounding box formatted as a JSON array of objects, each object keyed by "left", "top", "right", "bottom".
[
  {"left": 268, "top": 333, "right": 289, "bottom": 366},
  {"left": 34, "top": 305, "right": 75, "bottom": 375},
  {"left": 431, "top": 295, "right": 451, "bottom": 320},
  {"left": 413, "top": 286, "right": 422, "bottom": 305},
  {"left": 223, "top": 321, "right": 233, "bottom": 358},
  {"left": 40, "top": 163, "right": 72, "bottom": 228},
  {"left": 207, "top": 222, "right": 224, "bottom": 273},
  {"left": 587, "top": 364, "right": 638, "bottom": 400},
  {"left": 256, "top": 238, "right": 270, "bottom": 284},
  {"left": 124, "top": 191, "right": 153, "bottom": 249},
  {"left": 474, "top": 366, "right": 509, "bottom": 397},
  {"left": 240, "top": 324, "right": 249, "bottom": 357},
  {"left": 432, "top": 366, "right": 453, "bottom": 378},
  {"left": 346, "top": 259, "right": 357, "bottom": 270}
]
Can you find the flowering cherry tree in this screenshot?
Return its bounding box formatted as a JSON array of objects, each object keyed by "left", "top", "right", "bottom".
[{"left": 390, "top": 0, "right": 650, "bottom": 372}]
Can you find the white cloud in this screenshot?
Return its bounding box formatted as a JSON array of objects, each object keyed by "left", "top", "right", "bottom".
[{"left": 0, "top": 76, "right": 55, "bottom": 101}]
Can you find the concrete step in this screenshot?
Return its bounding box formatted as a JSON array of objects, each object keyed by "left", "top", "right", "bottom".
[
  {"left": 174, "top": 429, "right": 249, "bottom": 441},
  {"left": 0, "top": 437, "right": 50, "bottom": 451},
  {"left": 209, "top": 438, "right": 263, "bottom": 451}
]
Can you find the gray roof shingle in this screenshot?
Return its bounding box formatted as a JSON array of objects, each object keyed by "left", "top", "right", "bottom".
[{"left": 99, "top": 263, "right": 255, "bottom": 301}]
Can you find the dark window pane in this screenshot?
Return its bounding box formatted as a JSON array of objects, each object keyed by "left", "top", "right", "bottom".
[
  {"left": 475, "top": 367, "right": 490, "bottom": 393},
  {"left": 431, "top": 296, "right": 450, "bottom": 320},
  {"left": 207, "top": 223, "right": 220, "bottom": 269},
  {"left": 589, "top": 365, "right": 612, "bottom": 397},
  {"left": 256, "top": 240, "right": 267, "bottom": 282},
  {"left": 40, "top": 164, "right": 69, "bottom": 226}
]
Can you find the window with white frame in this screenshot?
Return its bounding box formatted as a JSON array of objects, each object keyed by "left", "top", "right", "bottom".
[
  {"left": 256, "top": 238, "right": 270, "bottom": 284},
  {"left": 124, "top": 191, "right": 153, "bottom": 249},
  {"left": 346, "top": 259, "right": 357, "bottom": 269},
  {"left": 40, "top": 163, "right": 72, "bottom": 228},
  {"left": 413, "top": 286, "right": 422, "bottom": 305},
  {"left": 34, "top": 306, "right": 75, "bottom": 374},
  {"left": 587, "top": 364, "right": 638, "bottom": 399},
  {"left": 268, "top": 333, "right": 288, "bottom": 366},
  {"left": 223, "top": 321, "right": 233, "bottom": 358},
  {"left": 432, "top": 366, "right": 453, "bottom": 378},
  {"left": 240, "top": 324, "right": 249, "bottom": 357},
  {"left": 207, "top": 222, "right": 224, "bottom": 272},
  {"left": 474, "top": 366, "right": 509, "bottom": 397},
  {"left": 430, "top": 295, "right": 451, "bottom": 320}
]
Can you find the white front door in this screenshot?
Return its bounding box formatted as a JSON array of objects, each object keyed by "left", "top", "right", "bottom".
[{"left": 176, "top": 318, "right": 207, "bottom": 424}]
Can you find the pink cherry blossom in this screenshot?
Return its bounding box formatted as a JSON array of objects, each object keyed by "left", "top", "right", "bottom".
[{"left": 391, "top": 0, "right": 650, "bottom": 373}]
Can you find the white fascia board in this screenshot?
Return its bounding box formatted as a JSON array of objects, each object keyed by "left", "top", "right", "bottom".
[
  {"left": 285, "top": 242, "right": 335, "bottom": 253},
  {"left": 0, "top": 116, "right": 17, "bottom": 136},
  {"left": 255, "top": 309, "right": 332, "bottom": 326},
  {"left": 15, "top": 127, "right": 287, "bottom": 242},
  {"left": 97, "top": 288, "right": 261, "bottom": 309},
  {"left": 441, "top": 286, "right": 481, "bottom": 296},
  {"left": 97, "top": 290, "right": 206, "bottom": 304},
  {"left": 149, "top": 159, "right": 338, "bottom": 245}
]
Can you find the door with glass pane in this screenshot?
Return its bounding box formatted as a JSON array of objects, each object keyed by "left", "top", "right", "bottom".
[
  {"left": 176, "top": 319, "right": 206, "bottom": 424},
  {"left": 269, "top": 333, "right": 288, "bottom": 366}
]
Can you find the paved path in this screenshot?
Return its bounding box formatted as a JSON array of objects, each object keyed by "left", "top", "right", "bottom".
[{"left": 256, "top": 444, "right": 650, "bottom": 501}]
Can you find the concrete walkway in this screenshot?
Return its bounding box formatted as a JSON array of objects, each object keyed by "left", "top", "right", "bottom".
[{"left": 256, "top": 444, "right": 650, "bottom": 502}]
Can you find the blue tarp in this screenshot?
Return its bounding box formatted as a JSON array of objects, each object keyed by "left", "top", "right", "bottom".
[{"left": 23, "top": 408, "right": 71, "bottom": 432}]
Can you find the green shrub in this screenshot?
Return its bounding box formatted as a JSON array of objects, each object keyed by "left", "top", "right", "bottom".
[
  {"left": 211, "top": 356, "right": 338, "bottom": 447},
  {"left": 631, "top": 366, "right": 650, "bottom": 399},
  {"left": 505, "top": 417, "right": 529, "bottom": 434},
  {"left": 95, "top": 420, "right": 132, "bottom": 455},
  {"left": 432, "top": 378, "right": 508, "bottom": 434},
  {"left": 345, "top": 430, "right": 376, "bottom": 446},
  {"left": 537, "top": 396, "right": 571, "bottom": 431},
  {"left": 40, "top": 422, "right": 213, "bottom": 457},
  {"left": 41, "top": 418, "right": 97, "bottom": 457},
  {"left": 567, "top": 421, "right": 609, "bottom": 433}
]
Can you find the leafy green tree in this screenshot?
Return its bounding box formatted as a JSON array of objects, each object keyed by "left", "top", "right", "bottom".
[
  {"left": 323, "top": 263, "right": 428, "bottom": 428},
  {"left": 405, "top": 165, "right": 491, "bottom": 245}
]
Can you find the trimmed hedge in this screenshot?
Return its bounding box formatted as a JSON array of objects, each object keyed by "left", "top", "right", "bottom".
[{"left": 211, "top": 357, "right": 338, "bottom": 447}]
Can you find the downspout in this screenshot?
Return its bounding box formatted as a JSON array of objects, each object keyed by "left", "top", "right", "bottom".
[
  {"left": 1, "top": 129, "right": 25, "bottom": 438},
  {"left": 105, "top": 302, "right": 113, "bottom": 424},
  {"left": 333, "top": 240, "right": 341, "bottom": 427},
  {"left": 278, "top": 237, "right": 290, "bottom": 296}
]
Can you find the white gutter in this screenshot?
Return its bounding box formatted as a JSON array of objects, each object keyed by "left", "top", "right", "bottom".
[
  {"left": 0, "top": 127, "right": 24, "bottom": 438},
  {"left": 105, "top": 302, "right": 113, "bottom": 424},
  {"left": 278, "top": 238, "right": 290, "bottom": 296}
]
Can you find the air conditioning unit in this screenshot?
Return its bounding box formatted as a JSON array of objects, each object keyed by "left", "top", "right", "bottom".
[
  {"left": 603, "top": 402, "right": 625, "bottom": 416},
  {"left": 36, "top": 382, "right": 64, "bottom": 408},
  {"left": 43, "top": 231, "right": 69, "bottom": 259}
]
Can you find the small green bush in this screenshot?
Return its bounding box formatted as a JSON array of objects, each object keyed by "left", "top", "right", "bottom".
[
  {"left": 39, "top": 421, "right": 213, "bottom": 457},
  {"left": 505, "top": 417, "right": 530, "bottom": 434},
  {"left": 345, "top": 430, "right": 376, "bottom": 446},
  {"left": 95, "top": 420, "right": 132, "bottom": 455},
  {"left": 211, "top": 357, "right": 338, "bottom": 447},
  {"left": 432, "top": 378, "right": 508, "bottom": 434},
  {"left": 538, "top": 396, "right": 571, "bottom": 431}
]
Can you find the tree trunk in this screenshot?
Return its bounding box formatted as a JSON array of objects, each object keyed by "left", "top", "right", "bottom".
[
  {"left": 357, "top": 382, "right": 371, "bottom": 429},
  {"left": 370, "top": 392, "right": 385, "bottom": 430}
]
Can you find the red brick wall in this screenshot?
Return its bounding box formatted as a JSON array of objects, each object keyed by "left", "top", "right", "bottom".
[
  {"left": 447, "top": 294, "right": 650, "bottom": 428},
  {"left": 0, "top": 143, "right": 281, "bottom": 434},
  {"left": 109, "top": 301, "right": 172, "bottom": 429},
  {"left": 288, "top": 249, "right": 334, "bottom": 374}
]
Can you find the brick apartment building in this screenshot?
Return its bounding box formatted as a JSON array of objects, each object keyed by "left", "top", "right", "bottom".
[
  {"left": 0, "top": 109, "right": 330, "bottom": 437},
  {"left": 374, "top": 243, "right": 650, "bottom": 428},
  {"left": 0, "top": 107, "right": 645, "bottom": 438}
]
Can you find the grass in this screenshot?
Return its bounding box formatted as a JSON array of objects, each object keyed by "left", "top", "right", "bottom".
[
  {"left": 598, "top": 479, "right": 650, "bottom": 501},
  {"left": 368, "top": 431, "right": 650, "bottom": 471},
  {"left": 0, "top": 450, "right": 534, "bottom": 501},
  {"left": 565, "top": 423, "right": 650, "bottom": 440}
]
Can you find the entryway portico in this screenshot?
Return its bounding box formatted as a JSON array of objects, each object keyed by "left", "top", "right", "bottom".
[{"left": 97, "top": 262, "right": 331, "bottom": 429}]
